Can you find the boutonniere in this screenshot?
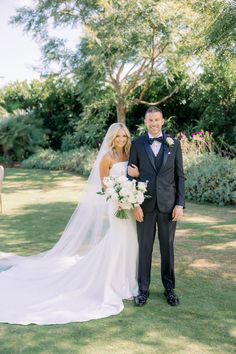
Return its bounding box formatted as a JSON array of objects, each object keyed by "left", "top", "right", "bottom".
[{"left": 165, "top": 137, "right": 175, "bottom": 147}]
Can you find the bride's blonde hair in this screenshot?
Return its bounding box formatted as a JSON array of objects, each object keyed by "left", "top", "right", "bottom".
[{"left": 106, "top": 123, "right": 131, "bottom": 158}]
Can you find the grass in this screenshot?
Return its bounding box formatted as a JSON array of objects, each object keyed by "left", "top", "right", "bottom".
[{"left": 0, "top": 168, "right": 235, "bottom": 354}]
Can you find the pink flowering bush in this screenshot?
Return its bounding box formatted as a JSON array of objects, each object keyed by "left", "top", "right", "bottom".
[{"left": 178, "top": 130, "right": 216, "bottom": 155}]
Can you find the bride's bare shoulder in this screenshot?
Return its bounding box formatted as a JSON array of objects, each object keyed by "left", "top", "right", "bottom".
[
  {"left": 99, "top": 153, "right": 113, "bottom": 180},
  {"left": 100, "top": 153, "right": 113, "bottom": 168}
]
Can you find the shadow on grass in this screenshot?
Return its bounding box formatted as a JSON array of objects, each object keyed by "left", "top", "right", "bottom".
[
  {"left": 3, "top": 168, "right": 84, "bottom": 194},
  {"left": 0, "top": 202, "right": 77, "bottom": 255}
]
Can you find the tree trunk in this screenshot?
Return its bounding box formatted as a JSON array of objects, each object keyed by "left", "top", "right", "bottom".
[{"left": 116, "top": 98, "right": 127, "bottom": 124}]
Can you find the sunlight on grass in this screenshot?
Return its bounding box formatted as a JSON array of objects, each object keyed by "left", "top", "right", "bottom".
[
  {"left": 221, "top": 272, "right": 236, "bottom": 281},
  {"left": 203, "top": 240, "right": 236, "bottom": 250},
  {"left": 190, "top": 258, "right": 220, "bottom": 269},
  {"left": 210, "top": 224, "right": 236, "bottom": 230},
  {"left": 228, "top": 327, "right": 236, "bottom": 338},
  {"left": 183, "top": 215, "right": 220, "bottom": 224}
]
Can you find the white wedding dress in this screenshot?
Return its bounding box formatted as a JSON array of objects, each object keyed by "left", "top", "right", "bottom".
[{"left": 0, "top": 161, "right": 138, "bottom": 325}]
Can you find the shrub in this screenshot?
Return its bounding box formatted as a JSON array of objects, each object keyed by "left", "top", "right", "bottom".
[
  {"left": 60, "top": 113, "right": 108, "bottom": 151},
  {"left": 22, "top": 147, "right": 97, "bottom": 177},
  {"left": 0, "top": 113, "right": 46, "bottom": 161},
  {"left": 184, "top": 153, "right": 236, "bottom": 206},
  {"left": 0, "top": 155, "right": 13, "bottom": 166},
  {"left": 61, "top": 133, "right": 81, "bottom": 152}
]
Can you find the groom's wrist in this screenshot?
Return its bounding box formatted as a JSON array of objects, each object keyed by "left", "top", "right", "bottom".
[{"left": 175, "top": 205, "right": 183, "bottom": 208}]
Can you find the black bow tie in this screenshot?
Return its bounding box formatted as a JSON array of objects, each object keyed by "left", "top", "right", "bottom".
[{"left": 148, "top": 136, "right": 164, "bottom": 144}]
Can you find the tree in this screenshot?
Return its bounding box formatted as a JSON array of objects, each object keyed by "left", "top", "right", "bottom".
[
  {"left": 12, "top": 0, "right": 199, "bottom": 123},
  {"left": 203, "top": 0, "right": 236, "bottom": 57},
  {"left": 189, "top": 57, "right": 236, "bottom": 150},
  {"left": 0, "top": 76, "right": 83, "bottom": 149}
]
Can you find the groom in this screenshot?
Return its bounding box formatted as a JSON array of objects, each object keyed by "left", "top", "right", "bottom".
[{"left": 128, "top": 106, "right": 185, "bottom": 307}]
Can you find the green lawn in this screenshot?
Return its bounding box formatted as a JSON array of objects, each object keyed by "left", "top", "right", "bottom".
[{"left": 0, "top": 168, "right": 235, "bottom": 354}]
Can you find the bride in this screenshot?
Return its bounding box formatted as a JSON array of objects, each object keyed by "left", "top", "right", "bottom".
[{"left": 0, "top": 123, "right": 140, "bottom": 325}]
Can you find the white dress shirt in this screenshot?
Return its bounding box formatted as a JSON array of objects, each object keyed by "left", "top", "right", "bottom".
[{"left": 148, "top": 132, "right": 163, "bottom": 156}]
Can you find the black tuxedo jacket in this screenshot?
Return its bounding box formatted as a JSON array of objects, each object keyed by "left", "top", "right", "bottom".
[{"left": 128, "top": 132, "right": 185, "bottom": 213}]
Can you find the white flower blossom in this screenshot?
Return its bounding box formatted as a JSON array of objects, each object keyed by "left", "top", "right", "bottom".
[
  {"left": 136, "top": 191, "right": 145, "bottom": 204},
  {"left": 116, "top": 175, "right": 127, "bottom": 184},
  {"left": 166, "top": 137, "right": 174, "bottom": 147},
  {"left": 98, "top": 175, "right": 150, "bottom": 219},
  {"left": 120, "top": 188, "right": 130, "bottom": 197},
  {"left": 111, "top": 193, "right": 119, "bottom": 202},
  {"left": 103, "top": 177, "right": 115, "bottom": 188},
  {"left": 137, "top": 182, "right": 147, "bottom": 192},
  {"left": 106, "top": 187, "right": 115, "bottom": 197}
]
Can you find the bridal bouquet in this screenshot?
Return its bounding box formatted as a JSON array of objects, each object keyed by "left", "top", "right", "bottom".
[{"left": 97, "top": 176, "right": 150, "bottom": 219}]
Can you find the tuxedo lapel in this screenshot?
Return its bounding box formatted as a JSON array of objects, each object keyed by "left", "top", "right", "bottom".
[
  {"left": 162, "top": 143, "right": 169, "bottom": 169},
  {"left": 161, "top": 132, "right": 170, "bottom": 170},
  {"left": 143, "top": 134, "right": 157, "bottom": 172}
]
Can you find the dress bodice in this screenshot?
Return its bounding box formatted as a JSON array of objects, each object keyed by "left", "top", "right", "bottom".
[{"left": 109, "top": 161, "right": 128, "bottom": 178}]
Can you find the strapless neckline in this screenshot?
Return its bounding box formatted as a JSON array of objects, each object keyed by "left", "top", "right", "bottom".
[
  {"left": 109, "top": 161, "right": 128, "bottom": 177},
  {"left": 111, "top": 161, "right": 128, "bottom": 168}
]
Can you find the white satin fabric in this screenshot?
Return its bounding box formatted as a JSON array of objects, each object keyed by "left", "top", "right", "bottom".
[{"left": 0, "top": 162, "right": 138, "bottom": 325}]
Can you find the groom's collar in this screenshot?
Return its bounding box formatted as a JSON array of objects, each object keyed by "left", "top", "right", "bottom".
[
  {"left": 148, "top": 131, "right": 163, "bottom": 139},
  {"left": 144, "top": 131, "right": 166, "bottom": 140}
]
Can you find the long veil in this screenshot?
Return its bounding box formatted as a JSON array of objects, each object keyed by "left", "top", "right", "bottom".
[{"left": 0, "top": 125, "right": 117, "bottom": 269}]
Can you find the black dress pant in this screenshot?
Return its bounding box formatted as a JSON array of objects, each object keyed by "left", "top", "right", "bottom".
[{"left": 137, "top": 208, "right": 177, "bottom": 291}]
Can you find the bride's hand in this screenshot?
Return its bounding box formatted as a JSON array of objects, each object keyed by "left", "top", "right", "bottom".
[
  {"left": 133, "top": 206, "right": 144, "bottom": 222},
  {"left": 128, "top": 164, "right": 139, "bottom": 178}
]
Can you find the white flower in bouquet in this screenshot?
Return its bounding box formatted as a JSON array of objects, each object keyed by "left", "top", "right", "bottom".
[
  {"left": 106, "top": 187, "right": 115, "bottom": 198},
  {"left": 137, "top": 181, "right": 148, "bottom": 192},
  {"left": 111, "top": 193, "right": 119, "bottom": 202},
  {"left": 103, "top": 177, "right": 115, "bottom": 188},
  {"left": 120, "top": 187, "right": 130, "bottom": 197},
  {"left": 118, "top": 201, "right": 131, "bottom": 210},
  {"left": 128, "top": 195, "right": 137, "bottom": 204},
  {"left": 97, "top": 175, "right": 150, "bottom": 219},
  {"left": 116, "top": 175, "right": 128, "bottom": 184},
  {"left": 136, "top": 191, "right": 145, "bottom": 205}
]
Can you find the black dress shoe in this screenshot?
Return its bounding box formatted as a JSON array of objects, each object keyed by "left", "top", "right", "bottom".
[
  {"left": 134, "top": 290, "right": 150, "bottom": 307},
  {"left": 164, "top": 288, "right": 179, "bottom": 306}
]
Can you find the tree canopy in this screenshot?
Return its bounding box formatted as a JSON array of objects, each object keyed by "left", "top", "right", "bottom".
[
  {"left": 12, "top": 0, "right": 201, "bottom": 122},
  {"left": 0, "top": 0, "right": 233, "bottom": 154}
]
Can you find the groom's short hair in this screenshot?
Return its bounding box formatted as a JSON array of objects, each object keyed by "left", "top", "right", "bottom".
[{"left": 145, "top": 106, "right": 163, "bottom": 118}]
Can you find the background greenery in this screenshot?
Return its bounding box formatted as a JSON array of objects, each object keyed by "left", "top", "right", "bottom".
[
  {"left": 0, "top": 168, "right": 235, "bottom": 354},
  {"left": 184, "top": 153, "right": 236, "bottom": 206},
  {"left": 0, "top": 1, "right": 235, "bottom": 201}
]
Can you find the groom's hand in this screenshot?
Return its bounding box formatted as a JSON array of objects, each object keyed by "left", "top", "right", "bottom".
[
  {"left": 133, "top": 206, "right": 144, "bottom": 223},
  {"left": 172, "top": 206, "right": 183, "bottom": 221},
  {"left": 128, "top": 164, "right": 139, "bottom": 178}
]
